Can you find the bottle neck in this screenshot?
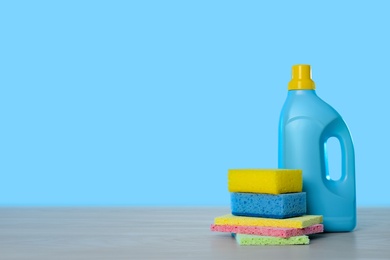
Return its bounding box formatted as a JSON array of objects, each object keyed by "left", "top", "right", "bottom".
[{"left": 287, "top": 89, "right": 317, "bottom": 96}]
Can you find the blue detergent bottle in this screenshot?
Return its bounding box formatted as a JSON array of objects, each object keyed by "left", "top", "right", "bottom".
[{"left": 278, "top": 64, "right": 356, "bottom": 232}]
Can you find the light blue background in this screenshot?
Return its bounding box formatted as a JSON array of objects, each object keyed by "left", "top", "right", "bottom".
[{"left": 0, "top": 1, "right": 388, "bottom": 206}]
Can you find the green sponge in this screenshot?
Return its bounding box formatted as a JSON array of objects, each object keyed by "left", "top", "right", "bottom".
[{"left": 235, "top": 234, "right": 309, "bottom": 245}]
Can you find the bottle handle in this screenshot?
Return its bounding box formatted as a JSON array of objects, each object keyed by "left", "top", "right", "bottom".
[{"left": 322, "top": 118, "right": 356, "bottom": 197}]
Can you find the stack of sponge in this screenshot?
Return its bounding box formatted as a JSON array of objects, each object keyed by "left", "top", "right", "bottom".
[{"left": 211, "top": 169, "right": 323, "bottom": 245}]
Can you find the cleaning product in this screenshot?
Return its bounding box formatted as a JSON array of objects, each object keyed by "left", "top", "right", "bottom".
[
  {"left": 214, "top": 214, "right": 323, "bottom": 229},
  {"left": 230, "top": 192, "right": 306, "bottom": 218},
  {"left": 278, "top": 64, "right": 356, "bottom": 232},
  {"left": 235, "top": 234, "right": 310, "bottom": 246},
  {"left": 210, "top": 223, "right": 323, "bottom": 238},
  {"left": 228, "top": 169, "right": 302, "bottom": 194}
]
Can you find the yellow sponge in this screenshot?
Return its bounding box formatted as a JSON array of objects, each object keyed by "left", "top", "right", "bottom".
[
  {"left": 214, "top": 214, "right": 322, "bottom": 229},
  {"left": 228, "top": 169, "right": 302, "bottom": 194}
]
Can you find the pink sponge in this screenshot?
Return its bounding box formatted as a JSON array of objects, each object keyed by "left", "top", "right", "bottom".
[{"left": 210, "top": 223, "right": 323, "bottom": 238}]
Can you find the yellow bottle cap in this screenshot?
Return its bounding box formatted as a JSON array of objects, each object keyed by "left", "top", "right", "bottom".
[{"left": 288, "top": 64, "right": 316, "bottom": 90}]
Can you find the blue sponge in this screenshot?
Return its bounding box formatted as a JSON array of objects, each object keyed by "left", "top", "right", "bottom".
[{"left": 231, "top": 192, "right": 306, "bottom": 219}]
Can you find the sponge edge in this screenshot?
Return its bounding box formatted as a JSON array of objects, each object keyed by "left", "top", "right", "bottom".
[
  {"left": 228, "top": 169, "right": 302, "bottom": 194},
  {"left": 214, "top": 214, "right": 323, "bottom": 229},
  {"left": 210, "top": 223, "right": 323, "bottom": 238},
  {"left": 231, "top": 192, "right": 306, "bottom": 219},
  {"left": 235, "top": 234, "right": 310, "bottom": 245}
]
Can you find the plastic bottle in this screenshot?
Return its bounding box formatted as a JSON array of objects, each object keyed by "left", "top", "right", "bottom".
[{"left": 278, "top": 64, "right": 356, "bottom": 232}]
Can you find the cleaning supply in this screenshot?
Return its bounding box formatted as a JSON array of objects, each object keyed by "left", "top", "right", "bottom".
[
  {"left": 278, "top": 64, "right": 356, "bottom": 232},
  {"left": 235, "top": 234, "right": 310, "bottom": 245},
  {"left": 211, "top": 167, "right": 323, "bottom": 246},
  {"left": 214, "top": 214, "right": 323, "bottom": 229},
  {"left": 228, "top": 169, "right": 302, "bottom": 194},
  {"left": 230, "top": 192, "right": 306, "bottom": 218},
  {"left": 210, "top": 223, "right": 323, "bottom": 238}
]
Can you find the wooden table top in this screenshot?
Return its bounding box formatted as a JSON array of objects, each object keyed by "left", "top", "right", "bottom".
[{"left": 0, "top": 207, "right": 389, "bottom": 259}]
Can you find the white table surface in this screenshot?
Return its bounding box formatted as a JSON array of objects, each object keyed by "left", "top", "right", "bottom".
[{"left": 0, "top": 207, "right": 389, "bottom": 259}]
